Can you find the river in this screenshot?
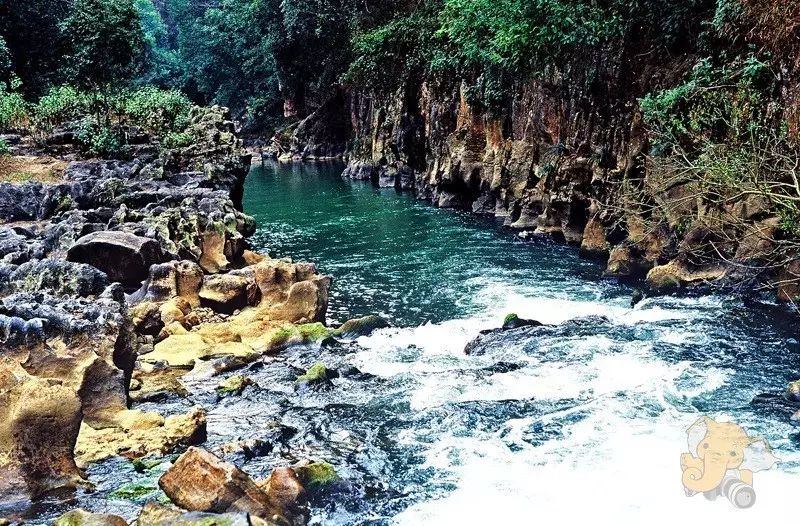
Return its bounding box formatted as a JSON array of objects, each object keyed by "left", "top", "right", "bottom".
[{"left": 241, "top": 161, "right": 800, "bottom": 524}]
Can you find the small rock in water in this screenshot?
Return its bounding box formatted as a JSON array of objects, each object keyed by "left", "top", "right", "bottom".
[
  {"left": 333, "top": 315, "right": 390, "bottom": 338},
  {"left": 137, "top": 503, "right": 254, "bottom": 526},
  {"left": 785, "top": 380, "right": 800, "bottom": 402},
  {"left": 258, "top": 468, "right": 308, "bottom": 524},
  {"left": 631, "top": 289, "right": 645, "bottom": 308},
  {"left": 295, "top": 362, "right": 338, "bottom": 391},
  {"left": 54, "top": 509, "right": 128, "bottom": 526},
  {"left": 215, "top": 438, "right": 272, "bottom": 460},
  {"left": 293, "top": 460, "right": 340, "bottom": 490},
  {"left": 501, "top": 313, "right": 542, "bottom": 330},
  {"left": 216, "top": 375, "right": 255, "bottom": 398},
  {"left": 484, "top": 361, "right": 523, "bottom": 374}
]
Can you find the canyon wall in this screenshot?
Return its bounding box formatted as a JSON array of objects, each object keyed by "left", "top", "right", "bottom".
[{"left": 287, "top": 49, "right": 799, "bottom": 301}]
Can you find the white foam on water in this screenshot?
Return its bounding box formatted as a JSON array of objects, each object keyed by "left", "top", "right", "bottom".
[
  {"left": 394, "top": 417, "right": 799, "bottom": 525},
  {"left": 394, "top": 363, "right": 797, "bottom": 525},
  {"left": 353, "top": 283, "right": 798, "bottom": 525}
]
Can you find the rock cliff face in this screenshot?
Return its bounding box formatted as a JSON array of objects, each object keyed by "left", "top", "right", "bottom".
[{"left": 294, "top": 65, "right": 797, "bottom": 299}]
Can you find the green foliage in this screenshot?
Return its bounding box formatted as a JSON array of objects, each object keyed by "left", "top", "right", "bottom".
[
  {"left": 0, "top": 138, "right": 9, "bottom": 155},
  {"left": 32, "top": 86, "right": 91, "bottom": 131},
  {"left": 122, "top": 86, "right": 191, "bottom": 134},
  {"left": 75, "top": 119, "right": 124, "bottom": 158},
  {"left": 162, "top": 131, "right": 192, "bottom": 148},
  {"left": 62, "top": 0, "right": 146, "bottom": 91},
  {"left": 0, "top": 0, "right": 72, "bottom": 96},
  {"left": 0, "top": 78, "right": 28, "bottom": 130},
  {"left": 345, "top": 7, "right": 443, "bottom": 92},
  {"left": 640, "top": 54, "right": 774, "bottom": 154},
  {"left": 712, "top": 0, "right": 744, "bottom": 32},
  {"left": 0, "top": 36, "right": 11, "bottom": 82},
  {"left": 439, "top": 0, "right": 615, "bottom": 74}
]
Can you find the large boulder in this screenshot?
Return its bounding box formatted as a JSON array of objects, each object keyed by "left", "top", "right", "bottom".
[
  {"left": 67, "top": 231, "right": 164, "bottom": 287},
  {"left": 0, "top": 289, "right": 151, "bottom": 501},
  {"left": 7, "top": 259, "right": 109, "bottom": 297},
  {"left": 159, "top": 447, "right": 305, "bottom": 525}
]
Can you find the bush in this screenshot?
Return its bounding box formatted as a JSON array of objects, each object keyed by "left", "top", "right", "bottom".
[
  {"left": 0, "top": 138, "right": 9, "bottom": 155},
  {"left": 122, "top": 86, "right": 191, "bottom": 135},
  {"left": 75, "top": 118, "right": 124, "bottom": 158},
  {"left": 639, "top": 54, "right": 775, "bottom": 155},
  {"left": 0, "top": 79, "right": 29, "bottom": 130},
  {"left": 32, "top": 85, "right": 91, "bottom": 131},
  {"left": 162, "top": 131, "right": 193, "bottom": 148}
]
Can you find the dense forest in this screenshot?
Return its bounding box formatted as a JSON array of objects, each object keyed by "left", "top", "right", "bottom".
[{"left": 2, "top": 0, "right": 795, "bottom": 132}]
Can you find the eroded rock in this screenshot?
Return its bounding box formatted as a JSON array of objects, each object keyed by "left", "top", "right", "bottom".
[
  {"left": 158, "top": 447, "right": 304, "bottom": 525},
  {"left": 67, "top": 231, "right": 164, "bottom": 287}
]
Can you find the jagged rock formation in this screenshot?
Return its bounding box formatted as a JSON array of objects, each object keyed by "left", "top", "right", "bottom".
[
  {"left": 281, "top": 69, "right": 799, "bottom": 299},
  {"left": 0, "top": 106, "right": 331, "bottom": 508}
]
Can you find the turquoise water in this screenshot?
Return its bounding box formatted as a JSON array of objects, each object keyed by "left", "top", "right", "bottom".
[
  {"left": 241, "top": 161, "right": 800, "bottom": 524},
  {"left": 243, "top": 161, "right": 628, "bottom": 326}
]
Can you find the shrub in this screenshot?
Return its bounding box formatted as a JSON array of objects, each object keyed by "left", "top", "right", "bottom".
[
  {"left": 122, "top": 86, "right": 191, "bottom": 135},
  {"left": 639, "top": 54, "right": 775, "bottom": 155},
  {"left": 162, "top": 131, "right": 193, "bottom": 149},
  {"left": 0, "top": 138, "right": 9, "bottom": 155},
  {"left": 75, "top": 118, "right": 124, "bottom": 158},
  {"left": 0, "top": 79, "right": 29, "bottom": 130},
  {"left": 31, "top": 85, "right": 91, "bottom": 131}
]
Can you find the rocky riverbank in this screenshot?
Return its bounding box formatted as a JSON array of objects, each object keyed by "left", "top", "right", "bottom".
[
  {"left": 276, "top": 74, "right": 800, "bottom": 305},
  {"left": 0, "top": 107, "right": 335, "bottom": 525}
]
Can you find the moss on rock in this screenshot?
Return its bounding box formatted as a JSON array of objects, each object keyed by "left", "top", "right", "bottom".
[
  {"left": 215, "top": 375, "right": 254, "bottom": 398},
  {"left": 294, "top": 461, "right": 340, "bottom": 488},
  {"left": 296, "top": 363, "right": 336, "bottom": 384}
]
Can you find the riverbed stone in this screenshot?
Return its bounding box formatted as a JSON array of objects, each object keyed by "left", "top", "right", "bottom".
[
  {"left": 158, "top": 447, "right": 288, "bottom": 522},
  {"left": 67, "top": 231, "right": 164, "bottom": 287},
  {"left": 646, "top": 260, "right": 726, "bottom": 290},
  {"left": 74, "top": 406, "right": 207, "bottom": 465},
  {"left": 332, "top": 315, "right": 389, "bottom": 338},
  {"left": 54, "top": 509, "right": 128, "bottom": 526}
]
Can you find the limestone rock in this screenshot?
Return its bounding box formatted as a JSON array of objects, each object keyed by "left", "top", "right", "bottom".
[
  {"left": 333, "top": 315, "right": 389, "bottom": 338},
  {"left": 579, "top": 214, "right": 609, "bottom": 260},
  {"left": 646, "top": 260, "right": 726, "bottom": 290},
  {"left": 75, "top": 406, "right": 207, "bottom": 465},
  {"left": 258, "top": 468, "right": 308, "bottom": 524},
  {"left": 67, "top": 231, "right": 164, "bottom": 287},
  {"left": 54, "top": 509, "right": 128, "bottom": 526},
  {"left": 216, "top": 375, "right": 254, "bottom": 398},
  {"left": 200, "top": 274, "right": 254, "bottom": 314},
  {"left": 7, "top": 259, "right": 109, "bottom": 297},
  {"left": 0, "top": 290, "right": 134, "bottom": 499},
  {"left": 293, "top": 461, "right": 339, "bottom": 490},
  {"left": 158, "top": 447, "right": 291, "bottom": 522},
  {"left": 0, "top": 379, "right": 85, "bottom": 501}
]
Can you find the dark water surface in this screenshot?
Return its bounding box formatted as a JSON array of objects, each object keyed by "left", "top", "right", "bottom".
[{"left": 23, "top": 161, "right": 800, "bottom": 525}]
